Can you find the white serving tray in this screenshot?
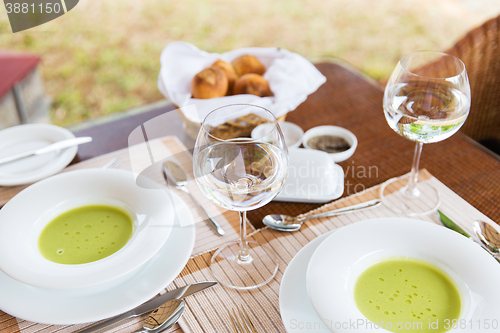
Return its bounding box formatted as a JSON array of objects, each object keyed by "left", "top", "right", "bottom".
[{"left": 274, "top": 148, "right": 344, "bottom": 203}]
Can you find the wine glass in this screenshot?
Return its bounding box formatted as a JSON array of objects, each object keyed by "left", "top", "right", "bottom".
[
  {"left": 380, "top": 51, "right": 471, "bottom": 216},
  {"left": 193, "top": 104, "right": 289, "bottom": 289}
]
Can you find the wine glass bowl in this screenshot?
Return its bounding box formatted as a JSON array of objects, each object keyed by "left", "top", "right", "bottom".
[
  {"left": 384, "top": 52, "right": 470, "bottom": 144},
  {"left": 193, "top": 104, "right": 288, "bottom": 289},
  {"left": 194, "top": 139, "right": 287, "bottom": 211},
  {"left": 381, "top": 51, "right": 471, "bottom": 215}
]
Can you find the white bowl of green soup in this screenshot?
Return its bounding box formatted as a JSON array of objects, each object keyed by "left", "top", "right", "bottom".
[
  {"left": 306, "top": 218, "right": 500, "bottom": 333},
  {"left": 0, "top": 169, "right": 176, "bottom": 289}
]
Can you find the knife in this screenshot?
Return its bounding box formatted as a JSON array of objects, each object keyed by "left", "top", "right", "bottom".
[
  {"left": 162, "top": 160, "right": 225, "bottom": 236},
  {"left": 437, "top": 210, "right": 470, "bottom": 238},
  {"left": 0, "top": 137, "right": 92, "bottom": 165},
  {"left": 78, "top": 282, "right": 216, "bottom": 333}
]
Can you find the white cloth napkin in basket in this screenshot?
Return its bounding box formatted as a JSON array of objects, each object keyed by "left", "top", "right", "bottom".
[{"left": 157, "top": 41, "right": 326, "bottom": 123}]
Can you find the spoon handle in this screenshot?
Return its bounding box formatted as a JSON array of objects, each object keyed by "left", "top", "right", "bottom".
[{"left": 299, "top": 199, "right": 381, "bottom": 221}]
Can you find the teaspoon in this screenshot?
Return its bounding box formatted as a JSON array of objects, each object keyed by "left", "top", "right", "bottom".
[
  {"left": 473, "top": 220, "right": 500, "bottom": 257},
  {"left": 263, "top": 199, "right": 381, "bottom": 231},
  {"left": 134, "top": 299, "right": 185, "bottom": 333}
]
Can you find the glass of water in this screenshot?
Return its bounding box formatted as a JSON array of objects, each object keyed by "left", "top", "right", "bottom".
[
  {"left": 380, "top": 51, "right": 471, "bottom": 216},
  {"left": 193, "top": 104, "right": 288, "bottom": 289}
]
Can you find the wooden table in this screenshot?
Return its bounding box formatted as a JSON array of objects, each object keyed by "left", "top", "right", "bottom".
[{"left": 71, "top": 61, "right": 500, "bottom": 228}]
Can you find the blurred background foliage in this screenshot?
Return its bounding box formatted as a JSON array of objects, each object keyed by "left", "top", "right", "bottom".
[{"left": 1, "top": 0, "right": 499, "bottom": 126}]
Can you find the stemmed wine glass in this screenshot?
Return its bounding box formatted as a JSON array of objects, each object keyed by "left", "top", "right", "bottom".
[
  {"left": 380, "top": 51, "right": 471, "bottom": 216},
  {"left": 193, "top": 104, "right": 289, "bottom": 289}
]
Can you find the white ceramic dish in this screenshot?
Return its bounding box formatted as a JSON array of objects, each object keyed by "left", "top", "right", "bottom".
[
  {"left": 0, "top": 169, "right": 175, "bottom": 289},
  {"left": 274, "top": 148, "right": 344, "bottom": 203},
  {"left": 306, "top": 218, "right": 500, "bottom": 333},
  {"left": 302, "top": 125, "right": 357, "bottom": 162},
  {"left": 280, "top": 230, "right": 337, "bottom": 333},
  {"left": 252, "top": 121, "right": 304, "bottom": 149},
  {"left": 0, "top": 191, "right": 195, "bottom": 325},
  {"left": 0, "top": 124, "right": 79, "bottom": 186}
]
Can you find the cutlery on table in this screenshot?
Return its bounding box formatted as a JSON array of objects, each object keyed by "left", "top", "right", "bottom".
[
  {"left": 78, "top": 281, "right": 216, "bottom": 333},
  {"left": 162, "top": 160, "right": 225, "bottom": 236},
  {"left": 133, "top": 299, "right": 185, "bottom": 333},
  {"left": 230, "top": 306, "right": 257, "bottom": 333},
  {"left": 263, "top": 199, "right": 382, "bottom": 231},
  {"left": 0, "top": 137, "right": 92, "bottom": 165},
  {"left": 437, "top": 210, "right": 500, "bottom": 263},
  {"left": 473, "top": 219, "right": 500, "bottom": 256}
]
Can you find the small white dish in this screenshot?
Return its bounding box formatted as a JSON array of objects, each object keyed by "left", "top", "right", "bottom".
[
  {"left": 0, "top": 124, "right": 79, "bottom": 186},
  {"left": 303, "top": 125, "right": 357, "bottom": 162},
  {"left": 306, "top": 218, "right": 500, "bottom": 333},
  {"left": 0, "top": 191, "right": 195, "bottom": 324},
  {"left": 0, "top": 169, "right": 175, "bottom": 290},
  {"left": 274, "top": 148, "right": 344, "bottom": 203},
  {"left": 252, "top": 121, "right": 304, "bottom": 149},
  {"left": 280, "top": 229, "right": 337, "bottom": 333}
]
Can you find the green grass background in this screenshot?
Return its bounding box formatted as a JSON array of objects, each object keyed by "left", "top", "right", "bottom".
[{"left": 0, "top": 0, "right": 498, "bottom": 126}]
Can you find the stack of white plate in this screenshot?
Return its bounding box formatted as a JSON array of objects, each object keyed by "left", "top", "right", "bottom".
[
  {"left": 0, "top": 124, "right": 80, "bottom": 186},
  {"left": 280, "top": 218, "right": 500, "bottom": 333},
  {"left": 0, "top": 168, "right": 196, "bottom": 325}
]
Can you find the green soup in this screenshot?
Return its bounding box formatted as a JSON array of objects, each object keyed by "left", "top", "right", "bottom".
[
  {"left": 38, "top": 204, "right": 134, "bottom": 264},
  {"left": 354, "top": 258, "right": 461, "bottom": 333}
]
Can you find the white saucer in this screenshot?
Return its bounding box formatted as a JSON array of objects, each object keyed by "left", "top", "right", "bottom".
[
  {"left": 0, "top": 124, "right": 78, "bottom": 186},
  {"left": 279, "top": 230, "right": 337, "bottom": 333},
  {"left": 274, "top": 148, "right": 344, "bottom": 203},
  {"left": 0, "top": 191, "right": 196, "bottom": 325}
]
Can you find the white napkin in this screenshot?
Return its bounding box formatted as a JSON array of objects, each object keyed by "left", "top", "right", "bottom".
[{"left": 157, "top": 41, "right": 326, "bottom": 123}]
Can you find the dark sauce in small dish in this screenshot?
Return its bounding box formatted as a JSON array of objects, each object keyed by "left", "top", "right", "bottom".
[{"left": 307, "top": 135, "right": 351, "bottom": 153}]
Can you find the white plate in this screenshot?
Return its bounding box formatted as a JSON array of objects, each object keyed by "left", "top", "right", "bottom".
[
  {"left": 274, "top": 148, "right": 344, "bottom": 203},
  {"left": 0, "top": 124, "right": 78, "bottom": 186},
  {"left": 280, "top": 230, "right": 337, "bottom": 333},
  {"left": 0, "top": 191, "right": 195, "bottom": 324},
  {"left": 306, "top": 218, "right": 500, "bottom": 333},
  {"left": 0, "top": 169, "right": 174, "bottom": 289}
]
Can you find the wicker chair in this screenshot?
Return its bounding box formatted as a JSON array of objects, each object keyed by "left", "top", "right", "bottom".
[{"left": 420, "top": 15, "right": 500, "bottom": 153}]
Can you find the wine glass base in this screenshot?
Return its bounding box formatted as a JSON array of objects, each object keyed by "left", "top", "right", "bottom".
[
  {"left": 380, "top": 174, "right": 441, "bottom": 216},
  {"left": 210, "top": 241, "right": 279, "bottom": 290}
]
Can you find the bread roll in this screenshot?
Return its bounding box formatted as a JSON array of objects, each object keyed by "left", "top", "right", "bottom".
[
  {"left": 231, "top": 55, "right": 266, "bottom": 77},
  {"left": 211, "top": 60, "right": 238, "bottom": 95},
  {"left": 191, "top": 66, "right": 228, "bottom": 99},
  {"left": 233, "top": 74, "right": 272, "bottom": 97}
]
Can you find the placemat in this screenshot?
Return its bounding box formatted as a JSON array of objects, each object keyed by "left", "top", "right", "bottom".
[
  {"left": 0, "top": 136, "right": 244, "bottom": 333},
  {"left": 171, "top": 170, "right": 495, "bottom": 333}
]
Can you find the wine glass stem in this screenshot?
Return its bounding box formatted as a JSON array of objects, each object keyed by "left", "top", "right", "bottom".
[
  {"left": 238, "top": 211, "right": 250, "bottom": 262},
  {"left": 406, "top": 142, "right": 423, "bottom": 197}
]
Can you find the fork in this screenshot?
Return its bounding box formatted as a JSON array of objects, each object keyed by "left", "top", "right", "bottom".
[
  {"left": 102, "top": 156, "right": 122, "bottom": 169},
  {"left": 230, "top": 307, "right": 257, "bottom": 333}
]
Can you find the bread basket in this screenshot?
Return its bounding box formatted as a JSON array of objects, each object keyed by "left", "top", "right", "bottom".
[{"left": 158, "top": 42, "right": 326, "bottom": 139}]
